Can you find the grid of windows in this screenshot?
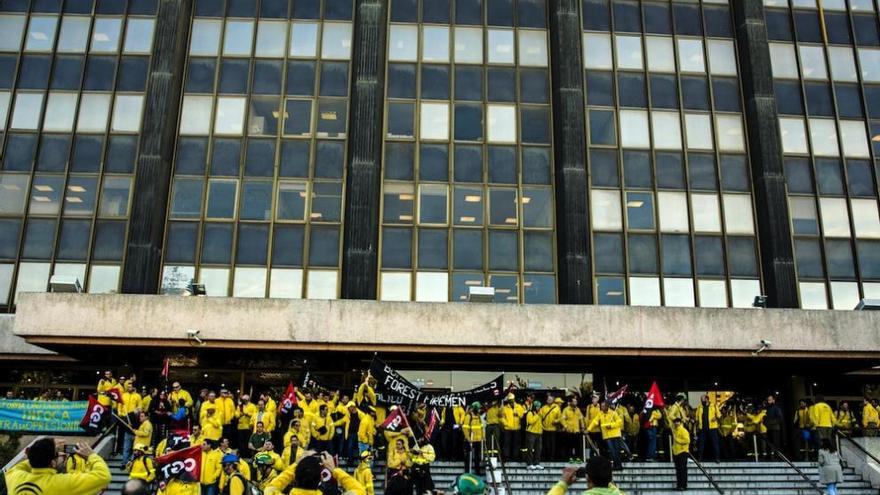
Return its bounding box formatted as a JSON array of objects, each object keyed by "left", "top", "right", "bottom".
[
  {"left": 583, "top": 0, "right": 763, "bottom": 308},
  {"left": 0, "top": 0, "right": 156, "bottom": 309},
  {"left": 161, "top": 0, "right": 353, "bottom": 299},
  {"left": 767, "top": 0, "right": 880, "bottom": 309},
  {"left": 378, "top": 0, "right": 557, "bottom": 304}
]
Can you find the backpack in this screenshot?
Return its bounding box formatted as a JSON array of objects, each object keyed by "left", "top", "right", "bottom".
[{"left": 223, "top": 472, "right": 262, "bottom": 495}]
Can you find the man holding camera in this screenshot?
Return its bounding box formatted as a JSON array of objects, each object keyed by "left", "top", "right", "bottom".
[
  {"left": 546, "top": 456, "right": 623, "bottom": 495},
  {"left": 4, "top": 438, "right": 111, "bottom": 495}
]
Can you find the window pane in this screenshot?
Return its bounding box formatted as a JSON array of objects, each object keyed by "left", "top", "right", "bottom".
[
  {"left": 322, "top": 22, "right": 352, "bottom": 60},
  {"left": 619, "top": 110, "right": 649, "bottom": 148},
  {"left": 677, "top": 39, "right": 705, "bottom": 73},
  {"left": 630, "top": 277, "right": 661, "bottom": 306},
  {"left": 615, "top": 35, "right": 643, "bottom": 70},
  {"left": 0, "top": 174, "right": 29, "bottom": 214},
  {"left": 255, "top": 20, "right": 286, "bottom": 57},
  {"left": 290, "top": 21, "right": 318, "bottom": 57},
  {"left": 43, "top": 92, "right": 77, "bottom": 132},
  {"left": 664, "top": 278, "right": 695, "bottom": 307},
  {"left": 91, "top": 18, "right": 121, "bottom": 53},
  {"left": 584, "top": 33, "right": 612, "bottom": 69},
  {"left": 58, "top": 16, "right": 90, "bottom": 52},
  {"left": 820, "top": 197, "right": 851, "bottom": 237},
  {"left": 454, "top": 27, "right": 482, "bottom": 64},
  {"left": 11, "top": 93, "right": 44, "bottom": 130},
  {"left": 111, "top": 94, "right": 144, "bottom": 132},
  {"left": 646, "top": 37, "right": 675, "bottom": 72},
  {"left": 852, "top": 199, "right": 880, "bottom": 238},
  {"left": 422, "top": 26, "right": 449, "bottom": 63},
  {"left": 26, "top": 15, "right": 58, "bottom": 52},
  {"left": 123, "top": 18, "right": 154, "bottom": 54},
  {"left": 658, "top": 191, "right": 688, "bottom": 233},
  {"left": 419, "top": 184, "right": 448, "bottom": 224},
  {"left": 223, "top": 20, "right": 254, "bottom": 56},
  {"left": 487, "top": 105, "right": 516, "bottom": 143},
  {"left": 488, "top": 29, "right": 515, "bottom": 64},
  {"left": 591, "top": 189, "right": 622, "bottom": 231},
  {"left": 692, "top": 193, "right": 722, "bottom": 232},
  {"left": 389, "top": 25, "right": 417, "bottom": 61}
]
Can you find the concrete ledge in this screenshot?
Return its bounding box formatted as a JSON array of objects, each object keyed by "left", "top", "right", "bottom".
[
  {"left": 11, "top": 293, "right": 880, "bottom": 358},
  {"left": 0, "top": 314, "right": 58, "bottom": 358}
]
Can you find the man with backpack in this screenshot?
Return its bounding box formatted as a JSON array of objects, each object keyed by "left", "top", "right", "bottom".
[{"left": 221, "top": 453, "right": 251, "bottom": 495}]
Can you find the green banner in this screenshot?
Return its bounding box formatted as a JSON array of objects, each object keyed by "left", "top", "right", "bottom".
[{"left": 0, "top": 399, "right": 88, "bottom": 433}]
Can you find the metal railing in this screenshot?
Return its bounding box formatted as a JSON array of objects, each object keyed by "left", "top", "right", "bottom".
[
  {"left": 488, "top": 434, "right": 513, "bottom": 494},
  {"left": 765, "top": 439, "right": 823, "bottom": 495},
  {"left": 835, "top": 430, "right": 880, "bottom": 466},
  {"left": 686, "top": 453, "right": 725, "bottom": 495}
]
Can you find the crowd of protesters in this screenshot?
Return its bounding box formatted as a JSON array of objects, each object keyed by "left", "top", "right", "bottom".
[{"left": 3, "top": 369, "right": 878, "bottom": 495}]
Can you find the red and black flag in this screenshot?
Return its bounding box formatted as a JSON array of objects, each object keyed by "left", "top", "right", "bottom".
[
  {"left": 105, "top": 387, "right": 124, "bottom": 403},
  {"left": 380, "top": 406, "right": 411, "bottom": 433},
  {"left": 643, "top": 381, "right": 665, "bottom": 412},
  {"left": 278, "top": 382, "right": 298, "bottom": 415},
  {"left": 155, "top": 445, "right": 202, "bottom": 484},
  {"left": 161, "top": 357, "right": 170, "bottom": 380},
  {"left": 423, "top": 408, "right": 440, "bottom": 441},
  {"left": 79, "top": 394, "right": 109, "bottom": 434}
]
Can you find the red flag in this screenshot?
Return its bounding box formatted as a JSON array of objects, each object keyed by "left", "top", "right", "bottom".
[
  {"left": 79, "top": 394, "right": 108, "bottom": 434},
  {"left": 423, "top": 408, "right": 440, "bottom": 441},
  {"left": 155, "top": 445, "right": 202, "bottom": 484},
  {"left": 161, "top": 358, "right": 170, "bottom": 379},
  {"left": 643, "top": 381, "right": 665, "bottom": 412},
  {"left": 380, "top": 406, "right": 411, "bottom": 433},
  {"left": 278, "top": 382, "right": 298, "bottom": 415},
  {"left": 105, "top": 387, "right": 123, "bottom": 403},
  {"left": 606, "top": 385, "right": 629, "bottom": 405}
]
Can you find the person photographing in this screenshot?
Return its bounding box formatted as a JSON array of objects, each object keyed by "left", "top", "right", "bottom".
[
  {"left": 546, "top": 456, "right": 624, "bottom": 495},
  {"left": 4, "top": 438, "right": 111, "bottom": 494}
]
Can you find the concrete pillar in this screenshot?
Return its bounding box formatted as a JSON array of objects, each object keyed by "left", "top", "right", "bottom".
[
  {"left": 549, "top": 0, "right": 593, "bottom": 304},
  {"left": 341, "top": 0, "right": 388, "bottom": 300},
  {"left": 122, "top": 0, "right": 194, "bottom": 294},
  {"left": 731, "top": 0, "right": 799, "bottom": 308}
]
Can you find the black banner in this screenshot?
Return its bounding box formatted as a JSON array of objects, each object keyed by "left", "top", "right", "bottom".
[{"left": 369, "top": 358, "right": 504, "bottom": 409}]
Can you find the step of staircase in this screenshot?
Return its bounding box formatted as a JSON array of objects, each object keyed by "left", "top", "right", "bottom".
[{"left": 101, "top": 458, "right": 879, "bottom": 495}]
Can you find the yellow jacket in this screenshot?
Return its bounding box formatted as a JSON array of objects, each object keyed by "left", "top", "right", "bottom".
[
  {"left": 170, "top": 389, "right": 194, "bottom": 411},
  {"left": 666, "top": 403, "right": 688, "bottom": 429},
  {"left": 255, "top": 409, "right": 276, "bottom": 433},
  {"left": 624, "top": 411, "right": 640, "bottom": 437},
  {"left": 500, "top": 405, "right": 521, "bottom": 431},
  {"left": 413, "top": 444, "right": 436, "bottom": 465},
  {"left": 541, "top": 404, "right": 562, "bottom": 432},
  {"left": 810, "top": 402, "right": 834, "bottom": 428},
  {"left": 588, "top": 410, "right": 623, "bottom": 440},
  {"left": 224, "top": 474, "right": 248, "bottom": 495},
  {"left": 65, "top": 454, "right": 88, "bottom": 473},
  {"left": 265, "top": 466, "right": 365, "bottom": 495},
  {"left": 236, "top": 402, "right": 258, "bottom": 430},
  {"left": 355, "top": 382, "right": 377, "bottom": 407},
  {"left": 311, "top": 413, "right": 342, "bottom": 441},
  {"left": 201, "top": 448, "right": 223, "bottom": 485},
  {"left": 462, "top": 412, "right": 484, "bottom": 443},
  {"left": 745, "top": 411, "right": 767, "bottom": 434},
  {"left": 453, "top": 406, "right": 466, "bottom": 426},
  {"left": 585, "top": 404, "right": 601, "bottom": 433},
  {"left": 159, "top": 480, "right": 200, "bottom": 495},
  {"left": 647, "top": 409, "right": 662, "bottom": 428},
  {"left": 720, "top": 412, "right": 737, "bottom": 437},
  {"left": 355, "top": 463, "right": 374, "bottom": 495},
  {"left": 695, "top": 404, "right": 721, "bottom": 430},
  {"left": 221, "top": 397, "right": 236, "bottom": 426},
  {"left": 526, "top": 411, "right": 544, "bottom": 435},
  {"left": 672, "top": 425, "right": 691, "bottom": 456},
  {"left": 863, "top": 403, "right": 879, "bottom": 427},
  {"left": 795, "top": 407, "right": 812, "bottom": 429},
  {"left": 835, "top": 410, "right": 855, "bottom": 431},
  {"left": 387, "top": 448, "right": 412, "bottom": 470},
  {"left": 127, "top": 456, "right": 156, "bottom": 482},
  {"left": 6, "top": 454, "right": 111, "bottom": 495},
  {"left": 141, "top": 395, "right": 153, "bottom": 412},
  {"left": 282, "top": 445, "right": 305, "bottom": 468},
  {"left": 336, "top": 403, "right": 353, "bottom": 436},
  {"left": 135, "top": 419, "right": 153, "bottom": 447},
  {"left": 121, "top": 391, "right": 143, "bottom": 416},
  {"left": 219, "top": 461, "right": 252, "bottom": 490},
  {"left": 200, "top": 400, "right": 225, "bottom": 424},
  {"left": 357, "top": 410, "right": 376, "bottom": 444},
  {"left": 201, "top": 415, "right": 223, "bottom": 441},
  {"left": 97, "top": 378, "right": 119, "bottom": 406},
  {"left": 561, "top": 406, "right": 583, "bottom": 433},
  {"left": 486, "top": 405, "right": 501, "bottom": 425}
]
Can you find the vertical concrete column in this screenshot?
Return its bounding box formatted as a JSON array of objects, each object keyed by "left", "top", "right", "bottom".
[
  {"left": 341, "top": 0, "right": 388, "bottom": 300},
  {"left": 732, "top": 0, "right": 799, "bottom": 308},
  {"left": 122, "top": 0, "right": 194, "bottom": 293},
  {"left": 549, "top": 0, "right": 592, "bottom": 304}
]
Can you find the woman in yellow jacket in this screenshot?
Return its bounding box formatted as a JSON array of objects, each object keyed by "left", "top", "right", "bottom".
[
  {"left": 387, "top": 437, "right": 413, "bottom": 485},
  {"left": 672, "top": 417, "right": 691, "bottom": 491}
]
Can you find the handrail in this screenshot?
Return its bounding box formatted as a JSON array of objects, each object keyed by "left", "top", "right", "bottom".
[
  {"left": 491, "top": 433, "right": 513, "bottom": 494},
  {"left": 835, "top": 430, "right": 880, "bottom": 466},
  {"left": 686, "top": 453, "right": 725, "bottom": 495},
  {"left": 765, "top": 439, "right": 823, "bottom": 495},
  {"left": 583, "top": 433, "right": 601, "bottom": 458}
]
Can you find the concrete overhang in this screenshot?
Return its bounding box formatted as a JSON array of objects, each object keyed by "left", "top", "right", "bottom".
[
  {"left": 0, "top": 314, "right": 70, "bottom": 362},
  {"left": 10, "top": 292, "right": 880, "bottom": 359}
]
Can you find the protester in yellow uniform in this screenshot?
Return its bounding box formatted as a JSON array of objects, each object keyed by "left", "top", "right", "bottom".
[
  {"left": 541, "top": 397, "right": 562, "bottom": 461},
  {"left": 355, "top": 375, "right": 378, "bottom": 408},
  {"left": 202, "top": 406, "right": 223, "bottom": 442},
  {"left": 412, "top": 437, "right": 436, "bottom": 495},
  {"left": 200, "top": 391, "right": 225, "bottom": 425},
  {"left": 588, "top": 402, "right": 624, "bottom": 471},
  {"left": 863, "top": 398, "right": 879, "bottom": 437},
  {"left": 355, "top": 450, "right": 375, "bottom": 495},
  {"left": 282, "top": 436, "right": 305, "bottom": 468},
  {"left": 835, "top": 403, "right": 856, "bottom": 434},
  {"left": 220, "top": 389, "right": 236, "bottom": 441},
  {"left": 220, "top": 453, "right": 248, "bottom": 495},
  {"left": 121, "top": 383, "right": 142, "bottom": 418},
  {"left": 254, "top": 399, "right": 276, "bottom": 434},
  {"left": 310, "top": 403, "right": 342, "bottom": 451},
  {"left": 387, "top": 438, "right": 412, "bottom": 472},
  {"left": 695, "top": 395, "right": 721, "bottom": 463},
  {"left": 500, "top": 394, "right": 522, "bottom": 462},
  {"left": 169, "top": 382, "right": 194, "bottom": 412},
  {"left": 200, "top": 440, "right": 223, "bottom": 495},
  {"left": 744, "top": 404, "right": 767, "bottom": 460},
  {"left": 97, "top": 370, "right": 118, "bottom": 407},
  {"left": 462, "top": 402, "right": 485, "bottom": 475},
  {"left": 65, "top": 448, "right": 88, "bottom": 473},
  {"left": 264, "top": 451, "right": 366, "bottom": 495},
  {"left": 561, "top": 397, "right": 584, "bottom": 461},
  {"left": 794, "top": 400, "right": 813, "bottom": 460},
  {"left": 486, "top": 400, "right": 502, "bottom": 455},
  {"left": 235, "top": 394, "right": 257, "bottom": 456},
  {"left": 357, "top": 406, "right": 377, "bottom": 455},
  {"left": 810, "top": 396, "right": 834, "bottom": 444},
  {"left": 253, "top": 452, "right": 282, "bottom": 489},
  {"left": 525, "top": 401, "right": 545, "bottom": 470},
  {"left": 126, "top": 444, "right": 155, "bottom": 482},
  {"left": 624, "top": 405, "right": 640, "bottom": 461},
  {"left": 5, "top": 439, "right": 111, "bottom": 495},
  {"left": 672, "top": 417, "right": 691, "bottom": 491}
]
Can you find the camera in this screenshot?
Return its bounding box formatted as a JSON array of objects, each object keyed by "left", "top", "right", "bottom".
[
  {"left": 761, "top": 340, "right": 772, "bottom": 346},
  {"left": 63, "top": 444, "right": 78, "bottom": 455},
  {"left": 575, "top": 466, "right": 587, "bottom": 479}
]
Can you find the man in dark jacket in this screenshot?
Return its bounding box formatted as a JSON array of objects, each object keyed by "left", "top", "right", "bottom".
[{"left": 764, "top": 395, "right": 785, "bottom": 453}]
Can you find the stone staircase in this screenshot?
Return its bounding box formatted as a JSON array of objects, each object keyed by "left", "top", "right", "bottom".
[{"left": 103, "top": 457, "right": 879, "bottom": 495}]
